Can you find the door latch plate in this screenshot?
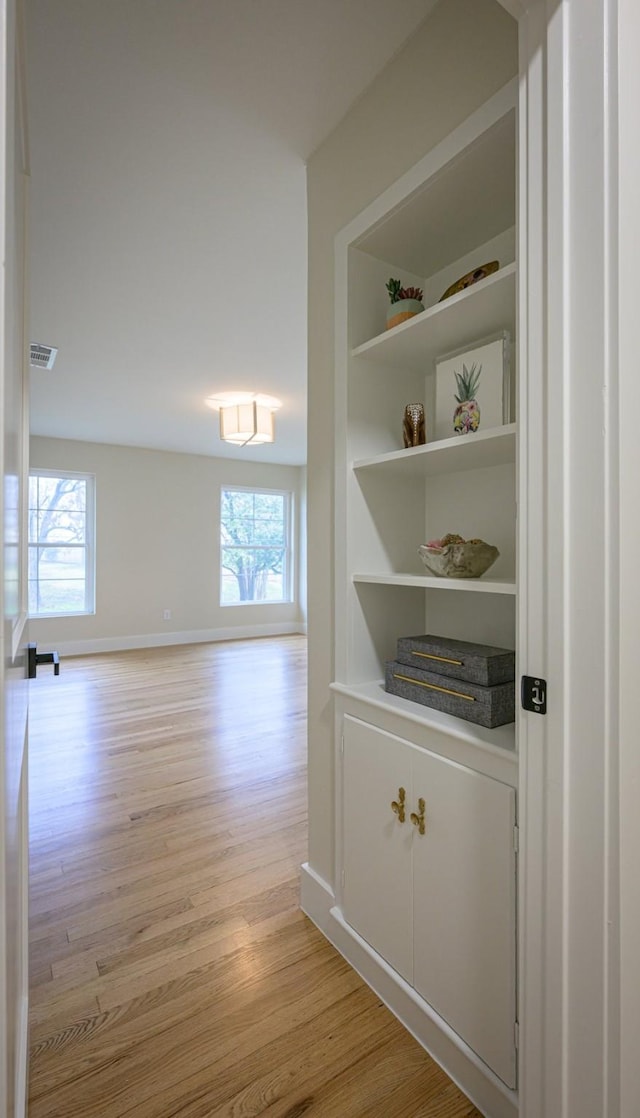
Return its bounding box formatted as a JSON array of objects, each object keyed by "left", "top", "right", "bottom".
[{"left": 521, "top": 675, "right": 547, "bottom": 714}]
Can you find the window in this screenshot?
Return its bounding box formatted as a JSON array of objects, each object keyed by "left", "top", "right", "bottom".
[
  {"left": 28, "top": 471, "right": 95, "bottom": 616},
  {"left": 220, "top": 487, "right": 292, "bottom": 605}
]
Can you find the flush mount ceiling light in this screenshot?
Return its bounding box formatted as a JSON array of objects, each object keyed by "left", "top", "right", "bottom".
[
  {"left": 205, "top": 392, "right": 281, "bottom": 447},
  {"left": 220, "top": 401, "right": 274, "bottom": 445}
]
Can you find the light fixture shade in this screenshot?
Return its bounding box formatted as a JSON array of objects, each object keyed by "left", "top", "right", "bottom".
[{"left": 219, "top": 401, "right": 274, "bottom": 445}]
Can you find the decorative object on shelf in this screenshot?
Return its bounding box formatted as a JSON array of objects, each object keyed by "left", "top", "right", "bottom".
[
  {"left": 402, "top": 403, "right": 426, "bottom": 447},
  {"left": 385, "top": 277, "right": 424, "bottom": 330},
  {"left": 434, "top": 331, "right": 510, "bottom": 441},
  {"left": 418, "top": 534, "right": 500, "bottom": 579},
  {"left": 395, "top": 633, "right": 515, "bottom": 687},
  {"left": 384, "top": 660, "right": 515, "bottom": 728},
  {"left": 385, "top": 631, "right": 516, "bottom": 728},
  {"left": 453, "top": 362, "right": 482, "bottom": 433},
  {"left": 438, "top": 260, "right": 499, "bottom": 303}
]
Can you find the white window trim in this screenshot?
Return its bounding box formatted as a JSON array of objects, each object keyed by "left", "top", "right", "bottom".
[
  {"left": 220, "top": 485, "right": 294, "bottom": 607},
  {"left": 28, "top": 469, "right": 96, "bottom": 617}
]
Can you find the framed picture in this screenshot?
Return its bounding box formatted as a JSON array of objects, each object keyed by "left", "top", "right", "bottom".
[{"left": 433, "top": 331, "right": 511, "bottom": 442}]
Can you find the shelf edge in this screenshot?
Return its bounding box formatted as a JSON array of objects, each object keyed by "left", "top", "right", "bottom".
[
  {"left": 330, "top": 680, "right": 517, "bottom": 759},
  {"left": 352, "top": 424, "right": 517, "bottom": 472},
  {"left": 352, "top": 574, "right": 517, "bottom": 595}
]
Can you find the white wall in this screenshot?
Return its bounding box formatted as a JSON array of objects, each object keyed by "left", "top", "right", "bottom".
[
  {"left": 30, "top": 436, "right": 306, "bottom": 654},
  {"left": 306, "top": 0, "right": 518, "bottom": 884}
]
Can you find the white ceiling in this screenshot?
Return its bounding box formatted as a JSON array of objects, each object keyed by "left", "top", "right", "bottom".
[{"left": 27, "top": 0, "right": 439, "bottom": 466}]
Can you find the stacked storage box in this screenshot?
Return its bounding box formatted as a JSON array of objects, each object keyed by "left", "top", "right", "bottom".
[{"left": 385, "top": 634, "right": 516, "bottom": 729}]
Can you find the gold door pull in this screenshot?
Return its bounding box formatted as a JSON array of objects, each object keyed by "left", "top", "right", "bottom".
[
  {"left": 411, "top": 798, "right": 426, "bottom": 836},
  {"left": 391, "top": 787, "right": 406, "bottom": 823}
]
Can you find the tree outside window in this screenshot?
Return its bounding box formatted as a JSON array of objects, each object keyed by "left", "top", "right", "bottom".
[
  {"left": 28, "top": 472, "right": 95, "bottom": 615},
  {"left": 220, "top": 487, "right": 292, "bottom": 604}
]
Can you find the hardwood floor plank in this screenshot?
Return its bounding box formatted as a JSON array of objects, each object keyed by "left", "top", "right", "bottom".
[
  {"left": 30, "top": 819, "right": 305, "bottom": 918},
  {"left": 35, "top": 934, "right": 343, "bottom": 1071},
  {"left": 31, "top": 947, "right": 362, "bottom": 1115},
  {"left": 29, "top": 637, "right": 481, "bottom": 1118},
  {"left": 30, "top": 933, "right": 355, "bottom": 1100},
  {"left": 254, "top": 1034, "right": 446, "bottom": 1118},
  {"left": 146, "top": 996, "right": 397, "bottom": 1118}
]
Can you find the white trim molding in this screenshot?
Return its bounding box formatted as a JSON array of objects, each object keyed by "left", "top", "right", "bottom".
[
  {"left": 618, "top": 1, "right": 640, "bottom": 1115},
  {"left": 518, "top": 2, "right": 621, "bottom": 1116}
]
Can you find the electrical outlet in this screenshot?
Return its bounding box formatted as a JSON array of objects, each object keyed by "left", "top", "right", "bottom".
[{"left": 162, "top": 609, "right": 171, "bottom": 621}]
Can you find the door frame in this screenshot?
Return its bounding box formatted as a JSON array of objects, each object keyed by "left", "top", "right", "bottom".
[
  {"left": 1, "top": 0, "right": 31, "bottom": 1113},
  {"left": 512, "top": 1, "right": 621, "bottom": 1115}
]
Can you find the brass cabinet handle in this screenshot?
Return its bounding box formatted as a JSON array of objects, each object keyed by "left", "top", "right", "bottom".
[
  {"left": 391, "top": 787, "right": 406, "bottom": 823},
  {"left": 410, "top": 797, "right": 426, "bottom": 836}
]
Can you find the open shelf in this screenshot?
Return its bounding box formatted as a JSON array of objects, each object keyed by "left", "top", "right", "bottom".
[
  {"left": 351, "top": 262, "right": 516, "bottom": 372},
  {"left": 330, "top": 679, "right": 517, "bottom": 757},
  {"left": 353, "top": 424, "right": 516, "bottom": 477},
  {"left": 355, "top": 103, "right": 516, "bottom": 278},
  {"left": 353, "top": 572, "right": 516, "bottom": 595}
]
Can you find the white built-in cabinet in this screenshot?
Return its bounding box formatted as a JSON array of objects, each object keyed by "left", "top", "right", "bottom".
[
  {"left": 342, "top": 715, "right": 517, "bottom": 1089},
  {"left": 331, "top": 79, "right": 520, "bottom": 1111}
]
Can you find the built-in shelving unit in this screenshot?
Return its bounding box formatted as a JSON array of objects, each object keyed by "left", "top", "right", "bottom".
[
  {"left": 326, "top": 79, "right": 520, "bottom": 1112},
  {"left": 335, "top": 83, "right": 519, "bottom": 687}
]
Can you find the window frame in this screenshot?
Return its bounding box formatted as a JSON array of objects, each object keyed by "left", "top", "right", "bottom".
[
  {"left": 28, "top": 469, "right": 96, "bottom": 618},
  {"left": 219, "top": 485, "right": 294, "bottom": 607}
]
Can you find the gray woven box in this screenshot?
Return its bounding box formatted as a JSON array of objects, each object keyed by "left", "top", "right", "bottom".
[
  {"left": 396, "top": 634, "right": 515, "bottom": 687},
  {"left": 385, "top": 660, "right": 515, "bottom": 729}
]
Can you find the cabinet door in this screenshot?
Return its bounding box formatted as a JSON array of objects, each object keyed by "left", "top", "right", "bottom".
[
  {"left": 342, "top": 716, "right": 413, "bottom": 982},
  {"left": 412, "top": 749, "right": 517, "bottom": 1088}
]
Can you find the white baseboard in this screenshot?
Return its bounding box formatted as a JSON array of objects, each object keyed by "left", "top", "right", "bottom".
[
  {"left": 299, "top": 863, "right": 517, "bottom": 1118},
  {"left": 48, "top": 622, "right": 306, "bottom": 658},
  {"left": 300, "top": 861, "right": 337, "bottom": 932}
]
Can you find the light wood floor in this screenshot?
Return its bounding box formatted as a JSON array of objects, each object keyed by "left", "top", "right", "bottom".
[{"left": 28, "top": 635, "right": 482, "bottom": 1117}]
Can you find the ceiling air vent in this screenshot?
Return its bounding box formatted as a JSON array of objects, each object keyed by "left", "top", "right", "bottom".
[{"left": 30, "top": 343, "right": 58, "bottom": 370}]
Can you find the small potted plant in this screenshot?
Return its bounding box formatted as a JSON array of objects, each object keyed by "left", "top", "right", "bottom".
[{"left": 386, "top": 278, "right": 424, "bottom": 330}]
